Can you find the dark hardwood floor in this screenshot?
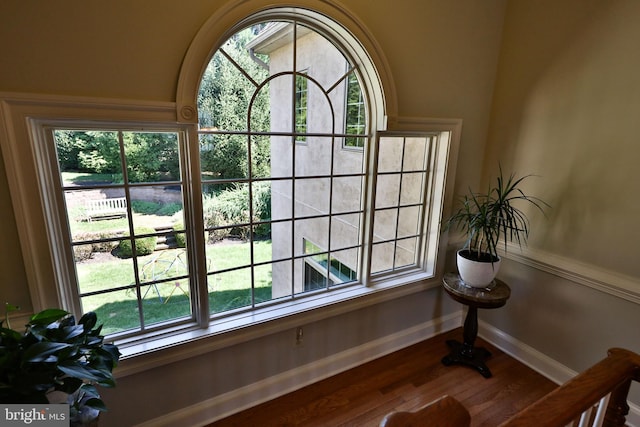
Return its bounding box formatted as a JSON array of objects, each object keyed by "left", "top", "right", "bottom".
[{"left": 207, "top": 328, "right": 558, "bottom": 427}]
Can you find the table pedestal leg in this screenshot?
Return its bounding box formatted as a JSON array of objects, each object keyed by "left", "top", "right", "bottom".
[{"left": 441, "top": 306, "right": 493, "bottom": 378}]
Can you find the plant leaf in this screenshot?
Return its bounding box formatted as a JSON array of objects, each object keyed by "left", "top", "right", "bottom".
[
  {"left": 83, "top": 397, "right": 108, "bottom": 412},
  {"left": 23, "top": 342, "right": 71, "bottom": 362},
  {"left": 28, "top": 309, "right": 69, "bottom": 326},
  {"left": 57, "top": 362, "right": 109, "bottom": 383}
]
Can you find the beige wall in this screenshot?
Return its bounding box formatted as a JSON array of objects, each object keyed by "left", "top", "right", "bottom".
[
  {"left": 482, "top": 0, "right": 640, "bottom": 405},
  {"left": 0, "top": 1, "right": 509, "bottom": 425}
]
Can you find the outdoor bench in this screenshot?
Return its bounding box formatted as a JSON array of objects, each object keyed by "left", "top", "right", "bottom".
[{"left": 85, "top": 197, "right": 128, "bottom": 221}]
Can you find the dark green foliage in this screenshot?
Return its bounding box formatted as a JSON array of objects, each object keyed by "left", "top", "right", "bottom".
[
  {"left": 121, "top": 132, "right": 180, "bottom": 183},
  {"left": 72, "top": 231, "right": 122, "bottom": 254},
  {"left": 197, "top": 26, "right": 271, "bottom": 179},
  {"left": 131, "top": 200, "right": 182, "bottom": 217},
  {"left": 0, "top": 304, "right": 120, "bottom": 417},
  {"left": 202, "top": 182, "right": 271, "bottom": 241},
  {"left": 116, "top": 227, "right": 157, "bottom": 258},
  {"left": 53, "top": 130, "right": 180, "bottom": 183},
  {"left": 173, "top": 223, "right": 187, "bottom": 248}
]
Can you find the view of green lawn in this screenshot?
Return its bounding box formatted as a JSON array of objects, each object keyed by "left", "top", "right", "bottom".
[
  {"left": 63, "top": 171, "right": 274, "bottom": 335},
  {"left": 77, "top": 239, "right": 273, "bottom": 335}
]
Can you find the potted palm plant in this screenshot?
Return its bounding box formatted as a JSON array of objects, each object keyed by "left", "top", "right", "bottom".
[
  {"left": 444, "top": 167, "right": 549, "bottom": 287},
  {"left": 0, "top": 304, "right": 120, "bottom": 426}
]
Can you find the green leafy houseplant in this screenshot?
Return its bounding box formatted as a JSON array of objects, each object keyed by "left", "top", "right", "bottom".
[
  {"left": 0, "top": 304, "right": 120, "bottom": 425},
  {"left": 444, "top": 167, "right": 549, "bottom": 286}
]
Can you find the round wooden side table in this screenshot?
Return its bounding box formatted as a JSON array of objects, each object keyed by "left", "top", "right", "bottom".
[{"left": 441, "top": 272, "right": 511, "bottom": 378}]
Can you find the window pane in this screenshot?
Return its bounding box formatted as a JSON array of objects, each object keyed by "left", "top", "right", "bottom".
[
  {"left": 395, "top": 237, "right": 419, "bottom": 269},
  {"left": 55, "top": 130, "right": 122, "bottom": 185},
  {"left": 371, "top": 242, "right": 394, "bottom": 274},
  {"left": 329, "top": 248, "right": 359, "bottom": 285},
  {"left": 372, "top": 135, "right": 433, "bottom": 275},
  {"left": 294, "top": 178, "right": 330, "bottom": 217},
  {"left": 209, "top": 267, "right": 252, "bottom": 314},
  {"left": 330, "top": 213, "right": 361, "bottom": 250},
  {"left": 54, "top": 127, "right": 192, "bottom": 338},
  {"left": 375, "top": 174, "right": 401, "bottom": 208},
  {"left": 400, "top": 172, "right": 425, "bottom": 206},
  {"left": 123, "top": 132, "right": 180, "bottom": 184},
  {"left": 207, "top": 236, "right": 252, "bottom": 272},
  {"left": 253, "top": 263, "right": 275, "bottom": 305},
  {"left": 271, "top": 180, "right": 292, "bottom": 220},
  {"left": 403, "top": 137, "right": 428, "bottom": 171},
  {"left": 295, "top": 73, "right": 308, "bottom": 142},
  {"left": 378, "top": 137, "right": 403, "bottom": 173},
  {"left": 373, "top": 209, "right": 397, "bottom": 242},
  {"left": 294, "top": 217, "right": 329, "bottom": 257},
  {"left": 334, "top": 144, "right": 365, "bottom": 175},
  {"left": 397, "top": 206, "right": 422, "bottom": 238},
  {"left": 271, "top": 220, "right": 292, "bottom": 261},
  {"left": 130, "top": 185, "right": 184, "bottom": 231},
  {"left": 65, "top": 188, "right": 127, "bottom": 238},
  {"left": 81, "top": 289, "right": 140, "bottom": 336},
  {"left": 295, "top": 137, "right": 332, "bottom": 177},
  {"left": 269, "top": 135, "right": 293, "bottom": 178},
  {"left": 271, "top": 259, "right": 293, "bottom": 299},
  {"left": 139, "top": 249, "right": 189, "bottom": 285},
  {"left": 252, "top": 236, "right": 273, "bottom": 264},
  {"left": 332, "top": 176, "right": 363, "bottom": 213},
  {"left": 142, "top": 279, "right": 192, "bottom": 327},
  {"left": 199, "top": 134, "right": 249, "bottom": 180},
  {"left": 250, "top": 135, "right": 272, "bottom": 179},
  {"left": 76, "top": 253, "right": 135, "bottom": 294},
  {"left": 344, "top": 72, "right": 366, "bottom": 149}
]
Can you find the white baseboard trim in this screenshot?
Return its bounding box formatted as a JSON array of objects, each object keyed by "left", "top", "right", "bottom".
[
  {"left": 479, "top": 321, "right": 640, "bottom": 427},
  {"left": 135, "top": 311, "right": 462, "bottom": 427}
]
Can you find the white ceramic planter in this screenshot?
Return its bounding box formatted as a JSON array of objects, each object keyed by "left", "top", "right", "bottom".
[{"left": 456, "top": 249, "right": 501, "bottom": 288}]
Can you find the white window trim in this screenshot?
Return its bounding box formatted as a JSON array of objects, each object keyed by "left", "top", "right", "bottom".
[{"left": 0, "top": 93, "right": 461, "bottom": 377}]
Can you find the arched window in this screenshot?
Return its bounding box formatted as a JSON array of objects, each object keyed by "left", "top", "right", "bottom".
[
  {"left": 195, "top": 18, "right": 374, "bottom": 313},
  {"left": 3, "top": 5, "right": 458, "bottom": 355}
]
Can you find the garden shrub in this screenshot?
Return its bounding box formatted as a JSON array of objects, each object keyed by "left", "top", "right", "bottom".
[
  {"left": 131, "top": 200, "right": 161, "bottom": 215},
  {"left": 72, "top": 231, "right": 122, "bottom": 253},
  {"left": 73, "top": 244, "right": 93, "bottom": 262},
  {"left": 156, "top": 202, "right": 182, "bottom": 216},
  {"left": 116, "top": 227, "right": 157, "bottom": 258},
  {"left": 173, "top": 223, "right": 187, "bottom": 248},
  {"left": 172, "top": 222, "right": 209, "bottom": 247},
  {"left": 201, "top": 183, "right": 272, "bottom": 241}
]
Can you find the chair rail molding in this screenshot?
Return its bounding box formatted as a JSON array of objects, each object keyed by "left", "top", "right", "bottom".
[{"left": 498, "top": 242, "right": 640, "bottom": 305}]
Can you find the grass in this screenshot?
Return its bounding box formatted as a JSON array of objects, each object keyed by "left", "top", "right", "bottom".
[
  {"left": 78, "top": 240, "right": 273, "bottom": 335},
  {"left": 63, "top": 172, "right": 275, "bottom": 335},
  {"left": 62, "top": 172, "right": 117, "bottom": 185}
]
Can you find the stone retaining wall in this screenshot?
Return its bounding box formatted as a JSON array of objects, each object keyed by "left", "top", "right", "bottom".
[{"left": 64, "top": 186, "right": 182, "bottom": 209}]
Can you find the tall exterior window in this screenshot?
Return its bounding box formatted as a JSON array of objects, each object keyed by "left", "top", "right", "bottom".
[
  {"left": 344, "top": 72, "right": 366, "bottom": 148},
  {"left": 295, "top": 71, "right": 309, "bottom": 143},
  {"left": 11, "top": 9, "right": 455, "bottom": 347}
]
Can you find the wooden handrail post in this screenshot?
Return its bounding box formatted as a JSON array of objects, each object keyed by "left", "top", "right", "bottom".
[{"left": 603, "top": 378, "right": 631, "bottom": 427}]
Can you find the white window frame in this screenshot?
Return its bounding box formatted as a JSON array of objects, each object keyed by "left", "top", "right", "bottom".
[
  {"left": 0, "top": 4, "right": 462, "bottom": 376},
  {"left": 0, "top": 94, "right": 460, "bottom": 375}
]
